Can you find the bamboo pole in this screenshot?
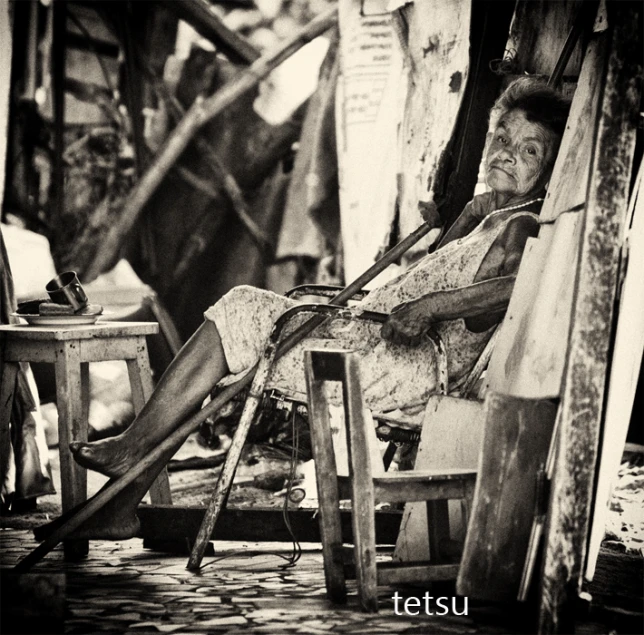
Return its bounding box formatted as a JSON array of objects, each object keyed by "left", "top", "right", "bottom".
[
  {"left": 83, "top": 7, "right": 338, "bottom": 281},
  {"left": 15, "top": 221, "right": 433, "bottom": 572}
]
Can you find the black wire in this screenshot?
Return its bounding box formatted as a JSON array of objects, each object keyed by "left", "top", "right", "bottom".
[{"left": 198, "top": 408, "right": 303, "bottom": 573}]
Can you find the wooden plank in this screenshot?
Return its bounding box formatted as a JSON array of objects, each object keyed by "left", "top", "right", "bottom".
[
  {"left": 539, "top": 35, "right": 605, "bottom": 223},
  {"left": 457, "top": 392, "right": 557, "bottom": 601},
  {"left": 3, "top": 340, "right": 58, "bottom": 363},
  {"left": 586, "top": 164, "right": 644, "bottom": 580},
  {"left": 538, "top": 2, "right": 643, "bottom": 630},
  {"left": 378, "top": 562, "right": 460, "bottom": 586},
  {"left": 0, "top": 322, "right": 159, "bottom": 340},
  {"left": 305, "top": 350, "right": 347, "bottom": 603},
  {"left": 136, "top": 505, "right": 403, "bottom": 545},
  {"left": 486, "top": 213, "right": 583, "bottom": 398},
  {"left": 507, "top": 0, "right": 585, "bottom": 78},
  {"left": 159, "top": 0, "right": 259, "bottom": 65},
  {"left": 394, "top": 396, "right": 484, "bottom": 563}
]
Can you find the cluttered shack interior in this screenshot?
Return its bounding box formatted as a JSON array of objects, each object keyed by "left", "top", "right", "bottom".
[{"left": 1, "top": 1, "right": 642, "bottom": 634}]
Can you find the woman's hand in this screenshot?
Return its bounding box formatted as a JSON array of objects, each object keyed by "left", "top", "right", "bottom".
[{"left": 380, "top": 298, "right": 434, "bottom": 347}]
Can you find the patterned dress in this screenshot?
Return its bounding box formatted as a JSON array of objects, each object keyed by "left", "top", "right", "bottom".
[{"left": 205, "top": 205, "right": 539, "bottom": 414}]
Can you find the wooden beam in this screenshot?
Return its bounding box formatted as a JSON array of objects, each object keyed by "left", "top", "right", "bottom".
[
  {"left": 538, "top": 3, "right": 642, "bottom": 632},
  {"left": 82, "top": 7, "right": 338, "bottom": 282},
  {"left": 136, "top": 505, "right": 402, "bottom": 545},
  {"left": 161, "top": 0, "right": 259, "bottom": 65}
]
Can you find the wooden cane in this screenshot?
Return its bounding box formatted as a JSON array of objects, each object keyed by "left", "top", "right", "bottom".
[{"left": 15, "top": 221, "right": 434, "bottom": 572}]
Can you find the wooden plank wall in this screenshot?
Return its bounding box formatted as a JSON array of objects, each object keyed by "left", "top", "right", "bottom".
[
  {"left": 538, "top": 3, "right": 642, "bottom": 632},
  {"left": 506, "top": 0, "right": 585, "bottom": 77}
]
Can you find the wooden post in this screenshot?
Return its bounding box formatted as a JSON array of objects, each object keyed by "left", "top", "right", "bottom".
[
  {"left": 83, "top": 7, "right": 338, "bottom": 281},
  {"left": 538, "top": 3, "right": 642, "bottom": 632}
]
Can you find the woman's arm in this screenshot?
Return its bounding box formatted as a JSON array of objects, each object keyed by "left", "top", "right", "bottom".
[
  {"left": 381, "top": 214, "right": 538, "bottom": 346},
  {"left": 380, "top": 277, "right": 516, "bottom": 347}
]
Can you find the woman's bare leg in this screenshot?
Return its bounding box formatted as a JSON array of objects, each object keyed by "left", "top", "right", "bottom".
[
  {"left": 70, "top": 320, "right": 229, "bottom": 477},
  {"left": 35, "top": 321, "right": 231, "bottom": 540}
]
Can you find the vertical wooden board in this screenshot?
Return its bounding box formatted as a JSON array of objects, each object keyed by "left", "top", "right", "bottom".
[
  {"left": 502, "top": 213, "right": 582, "bottom": 398},
  {"left": 393, "top": 396, "right": 484, "bottom": 562},
  {"left": 486, "top": 236, "right": 547, "bottom": 393},
  {"left": 396, "top": 0, "right": 471, "bottom": 253},
  {"left": 586, "top": 166, "right": 644, "bottom": 580},
  {"left": 539, "top": 36, "right": 606, "bottom": 223},
  {"left": 539, "top": 3, "right": 642, "bottom": 632},
  {"left": 457, "top": 392, "right": 557, "bottom": 601},
  {"left": 506, "top": 0, "right": 585, "bottom": 77}
]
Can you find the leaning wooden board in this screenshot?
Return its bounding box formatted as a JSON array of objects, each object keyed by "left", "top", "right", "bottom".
[
  {"left": 585, "top": 164, "right": 644, "bottom": 579},
  {"left": 393, "top": 395, "right": 484, "bottom": 563},
  {"left": 457, "top": 393, "right": 557, "bottom": 601}
]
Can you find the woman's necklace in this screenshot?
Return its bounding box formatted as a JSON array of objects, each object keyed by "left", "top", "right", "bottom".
[{"left": 494, "top": 197, "right": 544, "bottom": 213}]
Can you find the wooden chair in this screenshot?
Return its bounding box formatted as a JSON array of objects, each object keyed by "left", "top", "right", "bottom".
[{"left": 304, "top": 347, "right": 477, "bottom": 612}]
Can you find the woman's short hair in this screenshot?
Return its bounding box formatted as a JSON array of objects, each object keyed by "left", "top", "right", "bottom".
[{"left": 488, "top": 77, "right": 571, "bottom": 140}]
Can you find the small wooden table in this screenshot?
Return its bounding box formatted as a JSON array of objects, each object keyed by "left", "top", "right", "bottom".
[{"left": 0, "top": 322, "right": 172, "bottom": 558}]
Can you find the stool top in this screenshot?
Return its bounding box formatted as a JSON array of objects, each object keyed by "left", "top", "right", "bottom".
[{"left": 0, "top": 321, "right": 159, "bottom": 340}]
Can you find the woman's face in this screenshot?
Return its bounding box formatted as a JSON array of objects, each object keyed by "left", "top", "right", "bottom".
[{"left": 485, "top": 109, "right": 559, "bottom": 206}]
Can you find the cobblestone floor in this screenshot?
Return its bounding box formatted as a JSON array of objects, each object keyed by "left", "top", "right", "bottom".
[{"left": 1, "top": 530, "right": 526, "bottom": 635}]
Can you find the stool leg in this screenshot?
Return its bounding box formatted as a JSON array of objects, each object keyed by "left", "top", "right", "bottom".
[
  {"left": 126, "top": 339, "right": 172, "bottom": 504},
  {"left": 55, "top": 343, "right": 89, "bottom": 559},
  {"left": 0, "top": 362, "right": 19, "bottom": 505}
]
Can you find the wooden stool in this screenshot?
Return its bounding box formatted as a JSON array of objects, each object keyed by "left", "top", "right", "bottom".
[{"left": 0, "top": 322, "right": 172, "bottom": 558}]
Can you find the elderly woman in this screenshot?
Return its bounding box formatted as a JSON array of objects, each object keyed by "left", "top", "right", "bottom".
[{"left": 65, "top": 78, "right": 569, "bottom": 539}]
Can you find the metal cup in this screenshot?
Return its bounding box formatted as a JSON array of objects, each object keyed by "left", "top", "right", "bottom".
[{"left": 45, "top": 271, "right": 89, "bottom": 311}]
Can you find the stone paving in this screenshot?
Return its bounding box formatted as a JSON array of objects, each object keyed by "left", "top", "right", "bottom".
[{"left": 0, "top": 529, "right": 534, "bottom": 635}]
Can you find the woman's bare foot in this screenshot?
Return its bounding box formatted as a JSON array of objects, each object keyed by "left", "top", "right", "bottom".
[
  {"left": 70, "top": 436, "right": 140, "bottom": 478},
  {"left": 34, "top": 495, "right": 141, "bottom": 541},
  {"left": 34, "top": 483, "right": 145, "bottom": 541}
]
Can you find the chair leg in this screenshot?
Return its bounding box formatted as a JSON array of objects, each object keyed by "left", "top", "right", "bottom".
[
  {"left": 304, "top": 353, "right": 347, "bottom": 604},
  {"left": 344, "top": 355, "right": 378, "bottom": 612},
  {"left": 426, "top": 500, "right": 451, "bottom": 564}
]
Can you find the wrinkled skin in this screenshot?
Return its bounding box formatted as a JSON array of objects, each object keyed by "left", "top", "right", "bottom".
[{"left": 382, "top": 109, "right": 559, "bottom": 345}]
